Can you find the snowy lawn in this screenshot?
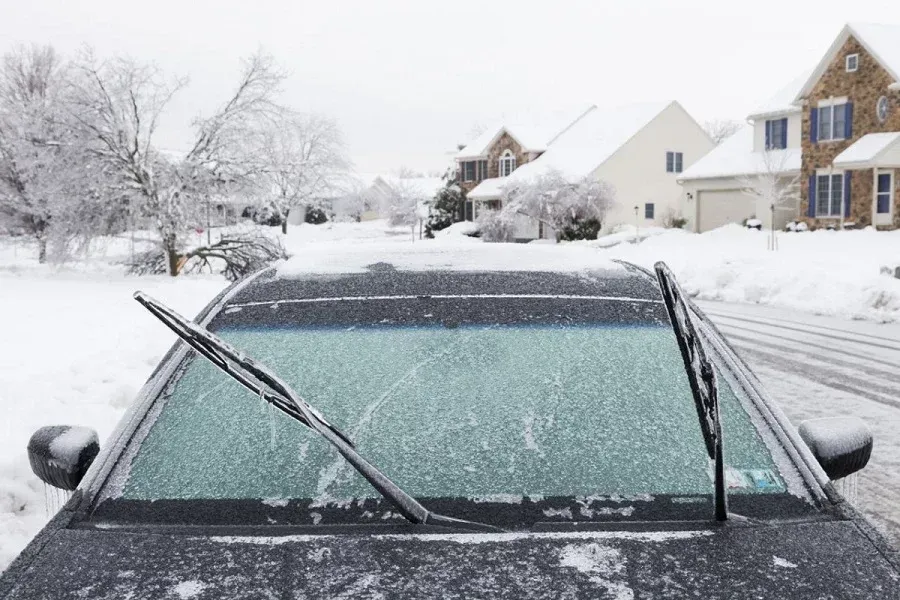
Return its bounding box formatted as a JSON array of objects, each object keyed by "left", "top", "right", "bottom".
[{"left": 2, "top": 219, "right": 900, "bottom": 568}]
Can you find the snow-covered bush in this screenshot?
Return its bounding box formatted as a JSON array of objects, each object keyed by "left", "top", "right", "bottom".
[{"left": 477, "top": 209, "right": 516, "bottom": 243}]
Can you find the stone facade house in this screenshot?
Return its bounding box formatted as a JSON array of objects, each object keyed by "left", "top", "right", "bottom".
[
  {"left": 679, "top": 22, "right": 900, "bottom": 232},
  {"left": 455, "top": 103, "right": 713, "bottom": 240}
]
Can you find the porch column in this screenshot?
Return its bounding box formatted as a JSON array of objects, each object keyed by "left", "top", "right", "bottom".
[{"left": 873, "top": 168, "right": 878, "bottom": 225}]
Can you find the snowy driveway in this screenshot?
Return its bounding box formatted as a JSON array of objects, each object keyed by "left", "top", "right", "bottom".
[{"left": 698, "top": 300, "right": 900, "bottom": 545}]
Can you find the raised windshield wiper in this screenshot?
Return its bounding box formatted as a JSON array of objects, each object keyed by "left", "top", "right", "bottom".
[
  {"left": 134, "top": 291, "right": 503, "bottom": 533},
  {"left": 654, "top": 263, "right": 728, "bottom": 522}
]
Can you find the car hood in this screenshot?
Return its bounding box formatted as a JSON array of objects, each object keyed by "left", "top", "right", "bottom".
[{"left": 4, "top": 521, "right": 900, "bottom": 599}]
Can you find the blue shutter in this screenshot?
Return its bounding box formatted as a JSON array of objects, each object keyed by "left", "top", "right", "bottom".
[
  {"left": 810, "top": 108, "right": 818, "bottom": 143},
  {"left": 807, "top": 175, "right": 817, "bottom": 217},
  {"left": 765, "top": 121, "right": 771, "bottom": 149},
  {"left": 843, "top": 172, "right": 852, "bottom": 218},
  {"left": 844, "top": 103, "right": 853, "bottom": 139},
  {"left": 780, "top": 118, "right": 788, "bottom": 149}
]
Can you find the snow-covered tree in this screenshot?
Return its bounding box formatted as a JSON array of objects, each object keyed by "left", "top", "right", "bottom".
[
  {"left": 425, "top": 168, "right": 464, "bottom": 237},
  {"left": 499, "top": 170, "right": 615, "bottom": 240},
  {"left": 476, "top": 208, "right": 516, "bottom": 243},
  {"left": 387, "top": 179, "right": 424, "bottom": 241},
  {"left": 703, "top": 119, "right": 742, "bottom": 145},
  {"left": 737, "top": 150, "right": 799, "bottom": 250},
  {"left": 0, "top": 44, "right": 100, "bottom": 262},
  {"left": 260, "top": 112, "right": 349, "bottom": 233},
  {"left": 69, "top": 51, "right": 286, "bottom": 275}
]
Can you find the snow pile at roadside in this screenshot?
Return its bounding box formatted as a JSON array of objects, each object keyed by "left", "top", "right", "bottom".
[
  {"left": 601, "top": 225, "right": 900, "bottom": 322},
  {"left": 0, "top": 267, "right": 227, "bottom": 569}
]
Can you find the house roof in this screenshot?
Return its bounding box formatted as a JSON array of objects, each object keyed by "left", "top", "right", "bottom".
[
  {"left": 747, "top": 69, "right": 811, "bottom": 119},
  {"left": 833, "top": 132, "right": 900, "bottom": 168},
  {"left": 467, "top": 102, "right": 673, "bottom": 199},
  {"left": 678, "top": 125, "right": 801, "bottom": 181},
  {"left": 455, "top": 106, "right": 593, "bottom": 159},
  {"left": 794, "top": 22, "right": 900, "bottom": 101}
]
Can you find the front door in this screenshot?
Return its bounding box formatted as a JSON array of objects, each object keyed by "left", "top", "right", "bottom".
[{"left": 875, "top": 170, "right": 894, "bottom": 226}]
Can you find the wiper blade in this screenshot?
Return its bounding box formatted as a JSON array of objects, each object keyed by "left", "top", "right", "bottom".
[
  {"left": 134, "top": 291, "right": 503, "bottom": 533},
  {"left": 654, "top": 263, "right": 728, "bottom": 522}
]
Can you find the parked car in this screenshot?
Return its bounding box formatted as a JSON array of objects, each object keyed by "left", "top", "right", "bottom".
[{"left": 1, "top": 256, "right": 896, "bottom": 599}]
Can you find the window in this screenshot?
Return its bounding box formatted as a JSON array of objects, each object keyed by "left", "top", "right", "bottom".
[
  {"left": 846, "top": 54, "right": 859, "bottom": 72},
  {"left": 499, "top": 150, "right": 516, "bottom": 177},
  {"left": 815, "top": 173, "right": 844, "bottom": 217},
  {"left": 462, "top": 161, "right": 476, "bottom": 182},
  {"left": 477, "top": 160, "right": 488, "bottom": 181},
  {"left": 645, "top": 203, "right": 655, "bottom": 219},
  {"left": 666, "top": 151, "right": 683, "bottom": 173},
  {"left": 765, "top": 118, "right": 788, "bottom": 150},
  {"left": 816, "top": 102, "right": 849, "bottom": 141},
  {"left": 877, "top": 173, "right": 892, "bottom": 214}
]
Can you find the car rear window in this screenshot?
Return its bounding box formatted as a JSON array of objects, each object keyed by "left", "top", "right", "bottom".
[{"left": 116, "top": 297, "right": 791, "bottom": 512}]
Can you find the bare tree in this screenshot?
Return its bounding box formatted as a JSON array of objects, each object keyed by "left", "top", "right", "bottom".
[
  {"left": 260, "top": 112, "right": 348, "bottom": 233},
  {"left": 69, "top": 50, "right": 287, "bottom": 275},
  {"left": 386, "top": 179, "right": 429, "bottom": 241},
  {"left": 499, "top": 170, "right": 615, "bottom": 239},
  {"left": 703, "top": 119, "right": 742, "bottom": 145},
  {"left": 737, "top": 151, "right": 800, "bottom": 251}
]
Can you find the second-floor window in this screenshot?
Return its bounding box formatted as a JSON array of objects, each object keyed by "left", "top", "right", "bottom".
[
  {"left": 499, "top": 150, "right": 516, "bottom": 177},
  {"left": 765, "top": 118, "right": 788, "bottom": 150},
  {"left": 460, "top": 160, "right": 488, "bottom": 182},
  {"left": 814, "top": 102, "right": 851, "bottom": 142},
  {"left": 666, "top": 151, "right": 683, "bottom": 173}
]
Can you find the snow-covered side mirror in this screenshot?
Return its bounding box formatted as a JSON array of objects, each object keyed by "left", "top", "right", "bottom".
[
  {"left": 798, "top": 417, "right": 873, "bottom": 481},
  {"left": 27, "top": 426, "right": 99, "bottom": 491}
]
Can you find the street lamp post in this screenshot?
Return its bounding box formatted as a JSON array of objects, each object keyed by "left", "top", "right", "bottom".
[{"left": 634, "top": 205, "right": 640, "bottom": 243}]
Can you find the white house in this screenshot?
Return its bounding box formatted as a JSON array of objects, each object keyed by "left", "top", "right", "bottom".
[{"left": 458, "top": 102, "right": 714, "bottom": 240}]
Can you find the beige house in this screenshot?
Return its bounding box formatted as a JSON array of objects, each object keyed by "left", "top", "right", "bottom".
[{"left": 456, "top": 103, "right": 713, "bottom": 240}]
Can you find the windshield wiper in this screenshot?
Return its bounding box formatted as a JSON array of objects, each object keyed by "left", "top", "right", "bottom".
[
  {"left": 134, "top": 291, "right": 503, "bottom": 533},
  {"left": 654, "top": 263, "right": 728, "bottom": 522}
]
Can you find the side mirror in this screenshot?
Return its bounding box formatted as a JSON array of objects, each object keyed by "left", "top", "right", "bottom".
[
  {"left": 27, "top": 426, "right": 100, "bottom": 491},
  {"left": 798, "top": 417, "right": 872, "bottom": 481}
]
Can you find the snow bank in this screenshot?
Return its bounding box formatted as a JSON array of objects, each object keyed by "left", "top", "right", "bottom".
[{"left": 601, "top": 225, "right": 900, "bottom": 322}]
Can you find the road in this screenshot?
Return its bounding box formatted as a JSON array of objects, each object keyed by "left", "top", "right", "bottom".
[{"left": 698, "top": 300, "right": 900, "bottom": 545}]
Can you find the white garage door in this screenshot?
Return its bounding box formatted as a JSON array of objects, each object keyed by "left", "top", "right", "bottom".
[{"left": 697, "top": 190, "right": 755, "bottom": 232}]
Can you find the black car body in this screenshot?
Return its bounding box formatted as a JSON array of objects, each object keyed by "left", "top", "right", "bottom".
[{"left": 2, "top": 258, "right": 898, "bottom": 599}]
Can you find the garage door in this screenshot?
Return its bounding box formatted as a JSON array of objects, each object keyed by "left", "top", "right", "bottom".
[{"left": 697, "top": 190, "right": 755, "bottom": 232}]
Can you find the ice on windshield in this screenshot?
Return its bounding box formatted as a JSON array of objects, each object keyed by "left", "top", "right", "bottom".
[{"left": 120, "top": 323, "right": 785, "bottom": 503}]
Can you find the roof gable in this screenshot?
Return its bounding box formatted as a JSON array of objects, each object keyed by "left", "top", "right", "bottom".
[
  {"left": 794, "top": 22, "right": 900, "bottom": 101},
  {"left": 455, "top": 106, "right": 593, "bottom": 160}
]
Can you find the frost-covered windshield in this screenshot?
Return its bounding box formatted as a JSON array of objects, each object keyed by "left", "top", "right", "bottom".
[{"left": 120, "top": 319, "right": 787, "bottom": 508}]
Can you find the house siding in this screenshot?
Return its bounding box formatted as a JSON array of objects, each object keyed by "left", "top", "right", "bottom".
[{"left": 800, "top": 35, "right": 900, "bottom": 228}]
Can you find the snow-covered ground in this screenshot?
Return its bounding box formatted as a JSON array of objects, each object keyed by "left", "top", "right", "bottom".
[{"left": 2, "top": 219, "right": 900, "bottom": 569}]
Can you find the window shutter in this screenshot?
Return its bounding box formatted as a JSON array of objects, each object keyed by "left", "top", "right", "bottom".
[
  {"left": 844, "top": 103, "right": 853, "bottom": 139},
  {"left": 807, "top": 175, "right": 816, "bottom": 217},
  {"left": 780, "top": 118, "right": 788, "bottom": 149},
  {"left": 843, "top": 172, "right": 852, "bottom": 217},
  {"left": 810, "top": 108, "right": 818, "bottom": 143},
  {"left": 765, "top": 121, "right": 771, "bottom": 149}
]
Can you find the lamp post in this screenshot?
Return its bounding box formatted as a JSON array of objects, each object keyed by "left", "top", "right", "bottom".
[{"left": 634, "top": 205, "right": 640, "bottom": 243}]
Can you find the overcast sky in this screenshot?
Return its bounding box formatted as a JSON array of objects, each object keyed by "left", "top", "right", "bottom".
[{"left": 2, "top": 1, "right": 897, "bottom": 174}]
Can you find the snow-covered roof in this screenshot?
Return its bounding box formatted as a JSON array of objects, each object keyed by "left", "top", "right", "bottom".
[
  {"left": 455, "top": 106, "right": 593, "bottom": 159},
  {"left": 747, "top": 70, "right": 811, "bottom": 119},
  {"left": 794, "top": 22, "right": 900, "bottom": 101},
  {"left": 833, "top": 132, "right": 900, "bottom": 168},
  {"left": 678, "top": 125, "right": 801, "bottom": 181},
  {"left": 467, "top": 102, "right": 672, "bottom": 198}
]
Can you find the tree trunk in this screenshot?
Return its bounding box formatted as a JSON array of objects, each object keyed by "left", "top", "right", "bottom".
[
  {"left": 281, "top": 220, "right": 288, "bottom": 235},
  {"left": 37, "top": 237, "right": 47, "bottom": 264},
  {"left": 164, "top": 234, "right": 180, "bottom": 277}
]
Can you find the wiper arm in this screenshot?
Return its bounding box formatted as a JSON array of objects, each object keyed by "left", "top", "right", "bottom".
[
  {"left": 134, "top": 292, "right": 503, "bottom": 533},
  {"left": 654, "top": 263, "right": 728, "bottom": 522}
]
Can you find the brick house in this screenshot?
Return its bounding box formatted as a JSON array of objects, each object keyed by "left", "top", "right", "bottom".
[
  {"left": 679, "top": 22, "right": 900, "bottom": 232},
  {"left": 796, "top": 23, "right": 900, "bottom": 229}
]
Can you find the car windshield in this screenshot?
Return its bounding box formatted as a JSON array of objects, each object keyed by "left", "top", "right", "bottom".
[{"left": 106, "top": 296, "right": 810, "bottom": 527}]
